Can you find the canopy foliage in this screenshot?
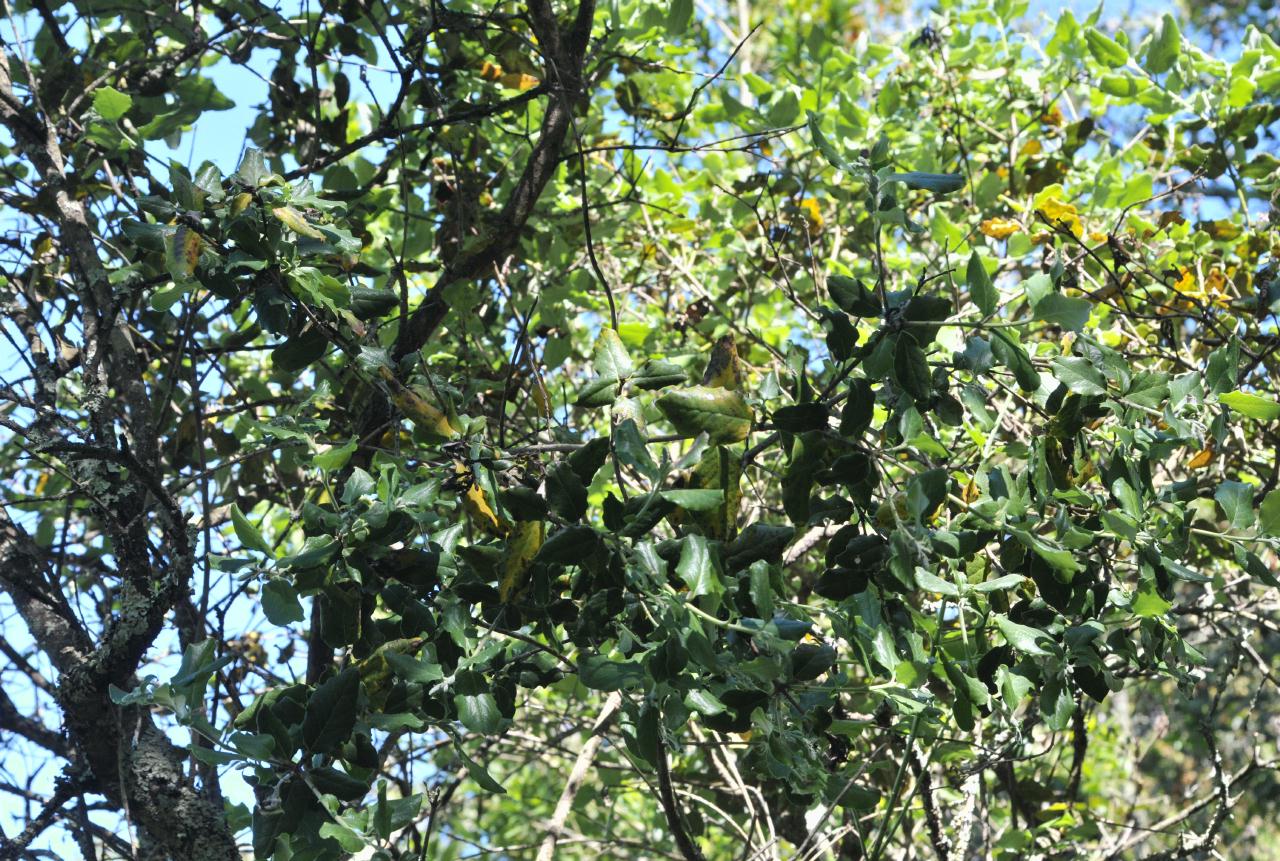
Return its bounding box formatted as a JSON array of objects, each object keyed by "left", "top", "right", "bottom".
[{"left": 1, "top": 0, "right": 1279, "bottom": 859}]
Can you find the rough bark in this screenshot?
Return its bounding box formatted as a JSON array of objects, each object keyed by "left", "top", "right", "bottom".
[{"left": 0, "top": 41, "right": 239, "bottom": 861}]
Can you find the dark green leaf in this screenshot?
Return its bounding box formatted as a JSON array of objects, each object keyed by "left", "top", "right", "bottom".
[
  {"left": 546, "top": 463, "right": 589, "bottom": 522},
  {"left": 579, "top": 655, "right": 646, "bottom": 691},
  {"left": 829, "top": 276, "right": 880, "bottom": 317},
  {"left": 990, "top": 330, "right": 1040, "bottom": 391},
  {"left": 772, "top": 402, "right": 829, "bottom": 433},
  {"left": 261, "top": 579, "right": 304, "bottom": 625},
  {"left": 892, "top": 338, "right": 932, "bottom": 400},
  {"left": 888, "top": 171, "right": 965, "bottom": 193},
  {"left": 303, "top": 667, "right": 359, "bottom": 753},
  {"left": 633, "top": 359, "right": 687, "bottom": 390}
]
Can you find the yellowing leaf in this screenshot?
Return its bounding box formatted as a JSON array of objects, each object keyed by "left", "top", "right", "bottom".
[
  {"left": 980, "top": 217, "right": 1023, "bottom": 239},
  {"left": 392, "top": 387, "right": 457, "bottom": 438},
  {"left": 456, "top": 463, "right": 503, "bottom": 536},
  {"left": 478, "top": 60, "right": 503, "bottom": 81},
  {"left": 499, "top": 520, "right": 544, "bottom": 601},
  {"left": 1186, "top": 447, "right": 1214, "bottom": 470},
  {"left": 530, "top": 374, "right": 551, "bottom": 418},
  {"left": 797, "top": 198, "right": 824, "bottom": 236},
  {"left": 1035, "top": 196, "right": 1083, "bottom": 238},
  {"left": 1205, "top": 268, "right": 1231, "bottom": 307},
  {"left": 272, "top": 206, "right": 324, "bottom": 239},
  {"left": 701, "top": 334, "right": 745, "bottom": 390},
  {"left": 230, "top": 192, "right": 253, "bottom": 215},
  {"left": 499, "top": 72, "right": 540, "bottom": 90},
  {"left": 380, "top": 366, "right": 457, "bottom": 438},
  {"left": 166, "top": 226, "right": 202, "bottom": 279},
  {"left": 1018, "top": 139, "right": 1043, "bottom": 157}
]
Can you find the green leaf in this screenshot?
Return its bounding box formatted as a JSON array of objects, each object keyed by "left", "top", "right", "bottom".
[
  {"left": 94, "top": 86, "right": 133, "bottom": 120},
  {"left": 1013, "top": 529, "right": 1082, "bottom": 575},
  {"left": 684, "top": 689, "right": 727, "bottom": 715},
  {"left": 235, "top": 149, "right": 269, "bottom": 186},
  {"left": 593, "top": 328, "right": 634, "bottom": 380},
  {"left": 578, "top": 655, "right": 645, "bottom": 691},
  {"left": 349, "top": 287, "right": 399, "bottom": 319},
  {"left": 567, "top": 437, "right": 611, "bottom": 485},
  {"left": 314, "top": 439, "right": 357, "bottom": 471},
  {"left": 1132, "top": 581, "right": 1172, "bottom": 618},
  {"left": 261, "top": 579, "right": 304, "bottom": 625},
  {"left": 1085, "top": 27, "right": 1129, "bottom": 67},
  {"left": 807, "top": 110, "right": 847, "bottom": 170},
  {"left": 1145, "top": 13, "right": 1181, "bottom": 74},
  {"left": 575, "top": 376, "right": 620, "bottom": 407},
  {"left": 456, "top": 746, "right": 506, "bottom": 793},
  {"left": 972, "top": 574, "right": 1026, "bottom": 593},
  {"left": 967, "top": 250, "right": 997, "bottom": 317},
  {"left": 1124, "top": 372, "right": 1170, "bottom": 409},
  {"left": 677, "top": 534, "right": 721, "bottom": 597},
  {"left": 230, "top": 503, "right": 273, "bottom": 555},
  {"left": 1039, "top": 675, "right": 1075, "bottom": 731},
  {"left": 613, "top": 417, "right": 658, "bottom": 480},
  {"left": 994, "top": 615, "right": 1057, "bottom": 657},
  {"left": 385, "top": 651, "right": 444, "bottom": 684},
  {"left": 1215, "top": 481, "right": 1255, "bottom": 529},
  {"left": 303, "top": 667, "right": 359, "bottom": 753},
  {"left": 1051, "top": 357, "right": 1107, "bottom": 396},
  {"left": 725, "top": 523, "right": 795, "bottom": 571},
  {"left": 318, "top": 821, "right": 367, "bottom": 853},
  {"left": 279, "top": 535, "right": 339, "bottom": 570},
  {"left": 310, "top": 766, "right": 371, "bottom": 801},
  {"left": 659, "top": 489, "right": 725, "bottom": 511},
  {"left": 1098, "top": 73, "right": 1150, "bottom": 99},
  {"left": 790, "top": 643, "right": 836, "bottom": 680},
  {"left": 888, "top": 172, "right": 965, "bottom": 194},
  {"left": 906, "top": 468, "right": 948, "bottom": 522},
  {"left": 657, "top": 386, "right": 752, "bottom": 443},
  {"left": 535, "top": 524, "right": 600, "bottom": 564},
  {"left": 342, "top": 467, "right": 375, "bottom": 503},
  {"left": 1259, "top": 490, "right": 1280, "bottom": 536},
  {"left": 829, "top": 275, "right": 880, "bottom": 317},
  {"left": 914, "top": 568, "right": 959, "bottom": 597},
  {"left": 633, "top": 359, "right": 687, "bottom": 390},
  {"left": 666, "top": 0, "right": 693, "bottom": 34},
  {"left": 892, "top": 338, "right": 932, "bottom": 400},
  {"left": 455, "top": 691, "right": 503, "bottom": 735},
  {"left": 990, "top": 330, "right": 1040, "bottom": 391},
  {"left": 1220, "top": 391, "right": 1280, "bottom": 421},
  {"left": 546, "top": 462, "right": 589, "bottom": 521},
  {"left": 772, "top": 403, "right": 829, "bottom": 433},
  {"left": 1035, "top": 293, "right": 1092, "bottom": 332}
]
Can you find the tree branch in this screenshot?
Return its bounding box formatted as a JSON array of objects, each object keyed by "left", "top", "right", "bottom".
[
  {"left": 655, "top": 731, "right": 707, "bottom": 861},
  {"left": 535, "top": 691, "right": 623, "bottom": 861}
]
